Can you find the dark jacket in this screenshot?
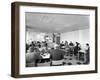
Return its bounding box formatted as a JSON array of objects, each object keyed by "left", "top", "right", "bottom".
[{"left": 50, "top": 49, "right": 65, "bottom": 60}]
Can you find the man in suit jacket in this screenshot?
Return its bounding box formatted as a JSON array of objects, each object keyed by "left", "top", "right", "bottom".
[
  {"left": 49, "top": 45, "right": 65, "bottom": 66},
  {"left": 50, "top": 49, "right": 65, "bottom": 60}
]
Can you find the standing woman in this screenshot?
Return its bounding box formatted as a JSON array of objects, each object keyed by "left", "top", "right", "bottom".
[{"left": 85, "top": 43, "right": 90, "bottom": 64}]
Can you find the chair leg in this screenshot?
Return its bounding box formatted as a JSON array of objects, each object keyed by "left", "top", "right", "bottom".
[{"left": 50, "top": 61, "right": 52, "bottom": 66}]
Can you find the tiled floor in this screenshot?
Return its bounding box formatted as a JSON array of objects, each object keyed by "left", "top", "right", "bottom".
[
  {"left": 63, "top": 55, "right": 84, "bottom": 65},
  {"left": 37, "top": 54, "right": 88, "bottom": 67}
]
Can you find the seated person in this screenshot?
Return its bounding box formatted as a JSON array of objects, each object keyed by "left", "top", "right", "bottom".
[
  {"left": 74, "top": 42, "right": 81, "bottom": 56},
  {"left": 69, "top": 41, "right": 74, "bottom": 46},
  {"left": 64, "top": 41, "right": 70, "bottom": 56},
  {"left": 69, "top": 42, "right": 74, "bottom": 56},
  {"left": 26, "top": 48, "right": 41, "bottom": 67},
  {"left": 49, "top": 45, "right": 65, "bottom": 66},
  {"left": 40, "top": 46, "right": 51, "bottom": 62},
  {"left": 60, "top": 41, "right": 65, "bottom": 49}
]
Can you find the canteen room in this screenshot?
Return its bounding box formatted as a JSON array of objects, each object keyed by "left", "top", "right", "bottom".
[{"left": 25, "top": 12, "right": 90, "bottom": 67}]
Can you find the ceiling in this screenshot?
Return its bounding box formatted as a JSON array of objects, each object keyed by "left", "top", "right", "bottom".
[{"left": 26, "top": 12, "right": 89, "bottom": 33}]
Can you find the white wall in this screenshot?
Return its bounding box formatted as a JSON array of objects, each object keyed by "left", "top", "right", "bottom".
[
  {"left": 0, "top": 0, "right": 100, "bottom": 80},
  {"left": 61, "top": 29, "right": 89, "bottom": 45},
  {"left": 26, "top": 31, "right": 45, "bottom": 44},
  {"left": 26, "top": 30, "right": 53, "bottom": 44}
]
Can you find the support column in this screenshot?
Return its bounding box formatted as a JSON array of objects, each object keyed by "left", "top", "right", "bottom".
[{"left": 52, "top": 33, "right": 60, "bottom": 45}]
